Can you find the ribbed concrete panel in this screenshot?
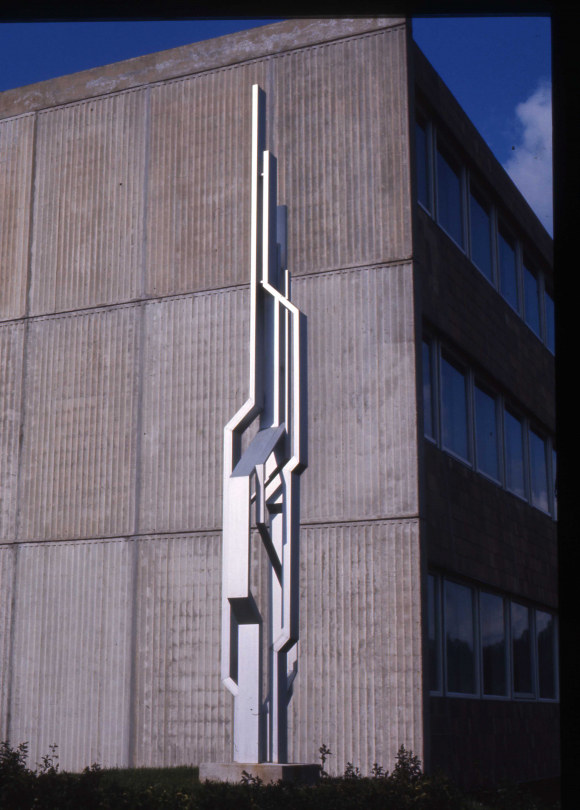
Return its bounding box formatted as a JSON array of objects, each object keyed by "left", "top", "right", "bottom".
[
  {"left": 133, "top": 533, "right": 233, "bottom": 766},
  {"left": 9, "top": 539, "right": 133, "bottom": 771},
  {"left": 0, "top": 545, "right": 16, "bottom": 738},
  {"left": 288, "top": 520, "right": 423, "bottom": 775},
  {"left": 146, "top": 61, "right": 265, "bottom": 297},
  {"left": 139, "top": 288, "right": 249, "bottom": 533},
  {"left": 0, "top": 322, "right": 25, "bottom": 541},
  {"left": 18, "top": 306, "right": 140, "bottom": 540},
  {"left": 29, "top": 90, "right": 147, "bottom": 315},
  {"left": 293, "top": 264, "right": 418, "bottom": 523},
  {"left": 0, "top": 114, "right": 35, "bottom": 321},
  {"left": 273, "top": 26, "right": 412, "bottom": 275}
]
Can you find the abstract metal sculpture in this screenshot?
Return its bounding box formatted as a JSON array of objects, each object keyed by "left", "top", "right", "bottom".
[{"left": 221, "top": 85, "right": 307, "bottom": 764}]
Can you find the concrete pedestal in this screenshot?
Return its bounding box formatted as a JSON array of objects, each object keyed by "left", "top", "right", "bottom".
[{"left": 199, "top": 762, "right": 322, "bottom": 784}]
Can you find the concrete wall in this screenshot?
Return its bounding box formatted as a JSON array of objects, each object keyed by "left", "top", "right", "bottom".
[{"left": 0, "top": 18, "right": 421, "bottom": 774}]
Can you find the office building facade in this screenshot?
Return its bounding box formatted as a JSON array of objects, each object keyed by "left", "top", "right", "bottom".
[{"left": 0, "top": 17, "right": 557, "bottom": 786}]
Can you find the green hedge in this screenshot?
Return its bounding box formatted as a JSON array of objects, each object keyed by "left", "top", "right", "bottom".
[{"left": 0, "top": 740, "right": 559, "bottom": 810}]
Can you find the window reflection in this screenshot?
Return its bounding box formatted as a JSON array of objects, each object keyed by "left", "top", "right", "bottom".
[
  {"left": 423, "top": 340, "right": 435, "bottom": 440},
  {"left": 529, "top": 430, "right": 549, "bottom": 512},
  {"left": 470, "top": 190, "right": 492, "bottom": 281},
  {"left": 523, "top": 263, "right": 541, "bottom": 337},
  {"left": 475, "top": 385, "right": 499, "bottom": 480},
  {"left": 437, "top": 146, "right": 463, "bottom": 247},
  {"left": 504, "top": 409, "right": 525, "bottom": 498},
  {"left": 498, "top": 228, "right": 518, "bottom": 311},
  {"left": 445, "top": 581, "right": 475, "bottom": 694},
  {"left": 480, "top": 592, "right": 507, "bottom": 696},
  {"left": 536, "top": 611, "right": 556, "bottom": 699},
  {"left": 545, "top": 291, "right": 555, "bottom": 353},
  {"left": 428, "top": 575, "right": 440, "bottom": 692},
  {"left": 441, "top": 355, "right": 469, "bottom": 461},
  {"left": 512, "top": 602, "right": 533, "bottom": 694},
  {"left": 416, "top": 119, "right": 430, "bottom": 211}
]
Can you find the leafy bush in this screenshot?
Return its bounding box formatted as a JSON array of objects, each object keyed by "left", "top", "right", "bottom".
[{"left": 0, "top": 739, "right": 560, "bottom": 810}]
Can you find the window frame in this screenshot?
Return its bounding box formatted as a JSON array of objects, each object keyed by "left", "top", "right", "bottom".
[
  {"left": 528, "top": 425, "right": 551, "bottom": 516},
  {"left": 497, "top": 219, "right": 521, "bottom": 315},
  {"left": 467, "top": 175, "right": 496, "bottom": 287},
  {"left": 473, "top": 378, "right": 503, "bottom": 486},
  {"left": 415, "top": 111, "right": 434, "bottom": 216},
  {"left": 478, "top": 589, "right": 510, "bottom": 701},
  {"left": 434, "top": 130, "right": 467, "bottom": 253},
  {"left": 502, "top": 404, "right": 529, "bottom": 503},
  {"left": 442, "top": 576, "right": 480, "bottom": 698},
  {"left": 428, "top": 572, "right": 559, "bottom": 703},
  {"left": 439, "top": 347, "right": 472, "bottom": 466},
  {"left": 521, "top": 255, "right": 543, "bottom": 341}
]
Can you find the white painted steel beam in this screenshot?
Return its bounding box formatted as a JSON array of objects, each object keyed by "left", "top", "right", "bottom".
[{"left": 221, "top": 84, "right": 307, "bottom": 764}]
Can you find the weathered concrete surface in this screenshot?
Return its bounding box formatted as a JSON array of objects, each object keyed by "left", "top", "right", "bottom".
[
  {"left": 0, "top": 18, "right": 402, "bottom": 120},
  {"left": 199, "top": 762, "right": 321, "bottom": 784}
]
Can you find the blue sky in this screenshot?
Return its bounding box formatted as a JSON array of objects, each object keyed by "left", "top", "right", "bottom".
[{"left": 0, "top": 17, "right": 552, "bottom": 234}]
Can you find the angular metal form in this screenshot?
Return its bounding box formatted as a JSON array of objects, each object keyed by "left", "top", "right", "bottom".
[{"left": 221, "top": 85, "right": 307, "bottom": 764}]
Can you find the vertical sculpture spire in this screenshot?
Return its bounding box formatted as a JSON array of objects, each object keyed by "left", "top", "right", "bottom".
[{"left": 221, "top": 85, "right": 307, "bottom": 764}]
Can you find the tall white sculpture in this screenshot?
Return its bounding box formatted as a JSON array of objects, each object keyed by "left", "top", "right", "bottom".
[{"left": 221, "top": 85, "right": 307, "bottom": 764}]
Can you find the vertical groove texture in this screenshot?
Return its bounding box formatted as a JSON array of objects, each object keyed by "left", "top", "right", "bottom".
[
  {"left": 133, "top": 534, "right": 232, "bottom": 766},
  {"left": 0, "top": 545, "right": 16, "bottom": 737},
  {"left": 273, "top": 27, "right": 411, "bottom": 275},
  {"left": 288, "top": 520, "right": 423, "bottom": 775},
  {"left": 18, "top": 306, "right": 140, "bottom": 540},
  {"left": 29, "top": 91, "right": 147, "bottom": 316},
  {"left": 0, "top": 114, "right": 35, "bottom": 322},
  {"left": 9, "top": 539, "right": 133, "bottom": 771},
  {"left": 293, "top": 264, "right": 418, "bottom": 522},
  {"left": 146, "top": 62, "right": 266, "bottom": 297},
  {"left": 139, "top": 288, "right": 249, "bottom": 533},
  {"left": 0, "top": 322, "right": 25, "bottom": 541}
]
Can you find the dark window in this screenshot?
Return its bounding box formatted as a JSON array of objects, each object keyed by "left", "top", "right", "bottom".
[
  {"left": 523, "top": 262, "right": 541, "bottom": 337},
  {"left": 475, "top": 384, "right": 499, "bottom": 480},
  {"left": 470, "top": 188, "right": 492, "bottom": 281},
  {"left": 423, "top": 340, "right": 435, "bottom": 440},
  {"left": 428, "top": 574, "right": 440, "bottom": 692},
  {"left": 437, "top": 145, "right": 463, "bottom": 247},
  {"left": 536, "top": 611, "right": 556, "bottom": 699},
  {"left": 512, "top": 602, "right": 533, "bottom": 695},
  {"left": 498, "top": 228, "right": 519, "bottom": 312},
  {"left": 445, "top": 580, "right": 476, "bottom": 694},
  {"left": 529, "top": 429, "right": 549, "bottom": 512},
  {"left": 545, "top": 290, "right": 555, "bottom": 353},
  {"left": 480, "top": 591, "right": 507, "bottom": 696},
  {"left": 441, "top": 354, "right": 469, "bottom": 461},
  {"left": 504, "top": 409, "right": 525, "bottom": 498},
  {"left": 416, "top": 119, "right": 430, "bottom": 210},
  {"left": 552, "top": 447, "right": 557, "bottom": 519}
]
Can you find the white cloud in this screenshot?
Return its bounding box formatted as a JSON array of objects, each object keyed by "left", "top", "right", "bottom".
[{"left": 502, "top": 79, "right": 553, "bottom": 236}]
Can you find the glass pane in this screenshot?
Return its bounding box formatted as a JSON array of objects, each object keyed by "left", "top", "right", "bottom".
[
  {"left": 480, "top": 592, "right": 507, "bottom": 696},
  {"left": 536, "top": 610, "right": 556, "bottom": 699},
  {"left": 512, "top": 602, "right": 533, "bottom": 694},
  {"left": 498, "top": 229, "right": 519, "bottom": 311},
  {"left": 552, "top": 448, "right": 557, "bottom": 519},
  {"left": 470, "top": 190, "right": 492, "bottom": 280},
  {"left": 423, "top": 341, "right": 434, "bottom": 439},
  {"left": 523, "top": 263, "right": 541, "bottom": 336},
  {"left": 504, "top": 409, "right": 525, "bottom": 498},
  {"left": 416, "top": 120, "right": 430, "bottom": 210},
  {"left": 437, "top": 147, "right": 463, "bottom": 246},
  {"left": 475, "top": 385, "right": 499, "bottom": 480},
  {"left": 545, "top": 291, "right": 555, "bottom": 353},
  {"left": 529, "top": 430, "right": 549, "bottom": 512},
  {"left": 428, "top": 575, "right": 440, "bottom": 691},
  {"left": 441, "top": 355, "right": 469, "bottom": 460},
  {"left": 445, "top": 581, "right": 476, "bottom": 694}
]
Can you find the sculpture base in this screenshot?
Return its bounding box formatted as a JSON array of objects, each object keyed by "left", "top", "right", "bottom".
[{"left": 199, "top": 762, "right": 321, "bottom": 784}]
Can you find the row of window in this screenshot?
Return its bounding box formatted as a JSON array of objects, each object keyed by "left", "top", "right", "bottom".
[
  {"left": 423, "top": 334, "right": 557, "bottom": 518},
  {"left": 415, "top": 113, "right": 555, "bottom": 354},
  {"left": 428, "top": 573, "right": 558, "bottom": 702}
]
